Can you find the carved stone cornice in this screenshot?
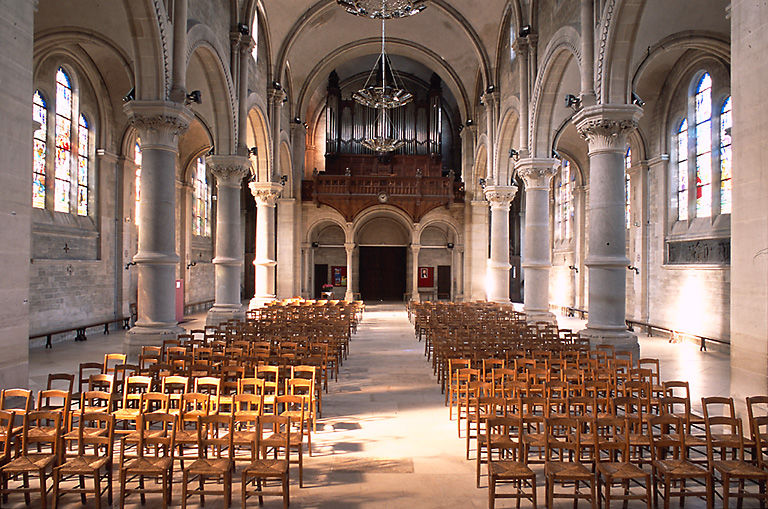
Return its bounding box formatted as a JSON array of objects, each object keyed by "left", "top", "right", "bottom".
[
  {"left": 572, "top": 104, "right": 643, "bottom": 154},
  {"left": 206, "top": 155, "right": 250, "bottom": 187},
  {"left": 484, "top": 185, "right": 518, "bottom": 209},
  {"left": 249, "top": 182, "right": 282, "bottom": 206},
  {"left": 123, "top": 100, "right": 192, "bottom": 150},
  {"left": 515, "top": 157, "right": 559, "bottom": 190}
]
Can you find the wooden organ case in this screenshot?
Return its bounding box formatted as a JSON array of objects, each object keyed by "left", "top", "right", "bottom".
[{"left": 302, "top": 71, "right": 464, "bottom": 222}]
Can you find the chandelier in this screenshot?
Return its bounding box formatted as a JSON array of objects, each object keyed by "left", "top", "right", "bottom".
[
  {"left": 362, "top": 108, "right": 405, "bottom": 153},
  {"left": 352, "top": 17, "right": 413, "bottom": 109},
  {"left": 337, "top": 0, "right": 427, "bottom": 19}
]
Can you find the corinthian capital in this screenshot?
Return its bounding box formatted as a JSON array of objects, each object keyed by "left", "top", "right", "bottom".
[
  {"left": 572, "top": 104, "right": 643, "bottom": 153},
  {"left": 207, "top": 155, "right": 250, "bottom": 187},
  {"left": 123, "top": 100, "right": 193, "bottom": 150},
  {"left": 249, "top": 181, "right": 283, "bottom": 206},
  {"left": 268, "top": 88, "right": 287, "bottom": 105},
  {"left": 484, "top": 185, "right": 518, "bottom": 209},
  {"left": 515, "top": 157, "right": 559, "bottom": 189}
]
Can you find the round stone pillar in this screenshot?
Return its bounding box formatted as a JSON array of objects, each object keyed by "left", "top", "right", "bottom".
[
  {"left": 344, "top": 242, "right": 355, "bottom": 302},
  {"left": 573, "top": 104, "right": 643, "bottom": 355},
  {"left": 123, "top": 100, "right": 192, "bottom": 358},
  {"left": 411, "top": 244, "right": 421, "bottom": 302},
  {"left": 516, "top": 159, "right": 558, "bottom": 323},
  {"left": 249, "top": 182, "right": 282, "bottom": 309},
  {"left": 484, "top": 185, "right": 517, "bottom": 303},
  {"left": 205, "top": 155, "right": 249, "bottom": 326}
]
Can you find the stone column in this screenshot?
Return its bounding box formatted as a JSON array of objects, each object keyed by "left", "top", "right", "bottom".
[
  {"left": 268, "top": 88, "right": 287, "bottom": 180},
  {"left": 481, "top": 91, "right": 500, "bottom": 182},
  {"left": 516, "top": 159, "right": 558, "bottom": 322},
  {"left": 573, "top": 184, "right": 587, "bottom": 310},
  {"left": 276, "top": 197, "right": 297, "bottom": 299},
  {"left": 123, "top": 101, "right": 192, "bottom": 358},
  {"left": 344, "top": 242, "right": 355, "bottom": 301},
  {"left": 579, "top": 0, "right": 596, "bottom": 106},
  {"left": 573, "top": 104, "right": 643, "bottom": 355},
  {"left": 410, "top": 244, "right": 421, "bottom": 302},
  {"left": 169, "top": 0, "right": 188, "bottom": 103},
  {"left": 206, "top": 155, "right": 249, "bottom": 326},
  {"left": 237, "top": 37, "right": 253, "bottom": 154},
  {"left": 484, "top": 185, "right": 518, "bottom": 303},
  {"left": 249, "top": 182, "right": 282, "bottom": 308},
  {"left": 513, "top": 38, "right": 530, "bottom": 156}
]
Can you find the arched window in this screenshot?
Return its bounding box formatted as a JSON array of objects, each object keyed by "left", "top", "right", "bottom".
[
  {"left": 673, "top": 71, "right": 731, "bottom": 222},
  {"left": 251, "top": 12, "right": 258, "bottom": 62},
  {"left": 510, "top": 26, "right": 516, "bottom": 62},
  {"left": 695, "top": 73, "right": 712, "bottom": 218},
  {"left": 676, "top": 119, "right": 689, "bottom": 221},
  {"left": 625, "top": 147, "right": 632, "bottom": 229},
  {"left": 77, "top": 114, "right": 89, "bottom": 216},
  {"left": 32, "top": 91, "right": 47, "bottom": 209},
  {"left": 554, "top": 160, "right": 574, "bottom": 242},
  {"left": 54, "top": 68, "right": 73, "bottom": 213},
  {"left": 192, "top": 156, "right": 211, "bottom": 237},
  {"left": 720, "top": 96, "right": 732, "bottom": 214},
  {"left": 134, "top": 140, "right": 142, "bottom": 226}
]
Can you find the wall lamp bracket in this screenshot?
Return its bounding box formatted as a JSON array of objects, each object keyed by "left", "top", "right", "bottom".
[
  {"left": 627, "top": 265, "right": 639, "bottom": 274},
  {"left": 569, "top": 265, "right": 579, "bottom": 273},
  {"left": 186, "top": 262, "right": 197, "bottom": 269},
  {"left": 185, "top": 90, "right": 202, "bottom": 105},
  {"left": 124, "top": 261, "right": 137, "bottom": 270}
]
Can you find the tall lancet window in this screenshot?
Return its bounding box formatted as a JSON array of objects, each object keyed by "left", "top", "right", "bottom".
[
  {"left": 77, "top": 114, "right": 90, "bottom": 216},
  {"left": 694, "top": 73, "right": 713, "bottom": 218},
  {"left": 32, "top": 91, "right": 48, "bottom": 209},
  {"left": 54, "top": 68, "right": 73, "bottom": 213},
  {"left": 625, "top": 147, "right": 632, "bottom": 229},
  {"left": 192, "top": 157, "right": 211, "bottom": 237},
  {"left": 720, "top": 96, "right": 732, "bottom": 214}
]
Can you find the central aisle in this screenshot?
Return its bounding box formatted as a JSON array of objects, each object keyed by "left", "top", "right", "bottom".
[{"left": 292, "top": 302, "right": 482, "bottom": 508}]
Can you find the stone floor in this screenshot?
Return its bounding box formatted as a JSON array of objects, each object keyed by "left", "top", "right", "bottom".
[{"left": 11, "top": 303, "right": 738, "bottom": 507}]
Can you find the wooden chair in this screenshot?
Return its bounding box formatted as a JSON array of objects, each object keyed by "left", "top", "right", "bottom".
[
  {"left": 473, "top": 396, "right": 507, "bottom": 487},
  {"left": 45, "top": 373, "right": 75, "bottom": 395},
  {"left": 241, "top": 415, "right": 290, "bottom": 509},
  {"left": 747, "top": 395, "right": 768, "bottom": 462},
  {"left": 112, "top": 375, "right": 151, "bottom": 437},
  {"left": 486, "top": 415, "right": 536, "bottom": 509},
  {"left": 181, "top": 414, "right": 233, "bottom": 509},
  {"left": 102, "top": 353, "right": 127, "bottom": 375},
  {"left": 0, "top": 410, "right": 13, "bottom": 470},
  {"left": 232, "top": 394, "right": 263, "bottom": 466},
  {"left": 544, "top": 416, "right": 596, "bottom": 509},
  {"left": 76, "top": 363, "right": 103, "bottom": 400},
  {"left": 0, "top": 410, "right": 61, "bottom": 509},
  {"left": 704, "top": 413, "right": 768, "bottom": 508},
  {"left": 649, "top": 413, "right": 712, "bottom": 509},
  {"left": 0, "top": 389, "right": 33, "bottom": 438},
  {"left": 594, "top": 415, "right": 652, "bottom": 509},
  {"left": 194, "top": 376, "right": 222, "bottom": 415},
  {"left": 52, "top": 412, "right": 114, "bottom": 509},
  {"left": 118, "top": 412, "right": 176, "bottom": 508},
  {"left": 176, "top": 393, "right": 210, "bottom": 470},
  {"left": 161, "top": 375, "right": 189, "bottom": 418},
  {"left": 275, "top": 394, "right": 306, "bottom": 487}
]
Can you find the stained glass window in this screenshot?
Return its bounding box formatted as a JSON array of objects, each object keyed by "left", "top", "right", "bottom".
[
  {"left": 554, "top": 160, "right": 574, "bottom": 241},
  {"left": 720, "top": 96, "right": 732, "bottom": 214},
  {"left": 134, "top": 140, "right": 142, "bottom": 226},
  {"left": 192, "top": 157, "right": 211, "bottom": 237},
  {"left": 695, "top": 73, "right": 712, "bottom": 218},
  {"left": 54, "top": 68, "right": 72, "bottom": 213},
  {"left": 677, "top": 119, "right": 689, "bottom": 221},
  {"left": 77, "top": 114, "right": 89, "bottom": 216},
  {"left": 251, "top": 14, "right": 258, "bottom": 61},
  {"left": 32, "top": 91, "right": 47, "bottom": 209},
  {"left": 625, "top": 147, "right": 631, "bottom": 229},
  {"left": 510, "top": 27, "right": 516, "bottom": 62}
]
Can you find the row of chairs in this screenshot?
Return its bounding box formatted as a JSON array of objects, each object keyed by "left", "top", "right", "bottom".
[{"left": 0, "top": 409, "right": 296, "bottom": 509}]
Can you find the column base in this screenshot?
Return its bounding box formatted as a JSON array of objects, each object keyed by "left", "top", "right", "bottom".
[
  {"left": 249, "top": 295, "right": 276, "bottom": 309},
  {"left": 124, "top": 324, "right": 184, "bottom": 361},
  {"left": 206, "top": 304, "right": 246, "bottom": 327},
  {"left": 578, "top": 327, "right": 639, "bottom": 362},
  {"left": 525, "top": 310, "right": 557, "bottom": 324},
  {"left": 344, "top": 290, "right": 355, "bottom": 302}
]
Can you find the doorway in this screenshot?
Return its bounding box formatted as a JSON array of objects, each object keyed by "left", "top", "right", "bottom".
[
  {"left": 437, "top": 265, "right": 451, "bottom": 300},
  {"left": 314, "top": 264, "right": 329, "bottom": 299},
  {"left": 358, "top": 247, "right": 406, "bottom": 301}
]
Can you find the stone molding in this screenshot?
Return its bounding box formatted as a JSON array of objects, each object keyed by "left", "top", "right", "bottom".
[
  {"left": 249, "top": 182, "right": 282, "bottom": 206},
  {"left": 484, "top": 185, "right": 518, "bottom": 208},
  {"left": 123, "top": 100, "right": 192, "bottom": 150},
  {"left": 206, "top": 155, "right": 250, "bottom": 187},
  {"left": 515, "top": 157, "right": 559, "bottom": 189},
  {"left": 572, "top": 104, "right": 643, "bottom": 153},
  {"left": 268, "top": 88, "right": 287, "bottom": 105},
  {"left": 239, "top": 35, "right": 255, "bottom": 54}
]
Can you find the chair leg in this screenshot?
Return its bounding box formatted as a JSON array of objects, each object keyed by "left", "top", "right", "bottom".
[
  {"left": 51, "top": 469, "right": 60, "bottom": 509},
  {"left": 94, "top": 472, "right": 101, "bottom": 509},
  {"left": 181, "top": 471, "right": 188, "bottom": 509},
  {"left": 39, "top": 468, "right": 48, "bottom": 509},
  {"left": 488, "top": 475, "right": 495, "bottom": 509},
  {"left": 79, "top": 474, "right": 86, "bottom": 504}
]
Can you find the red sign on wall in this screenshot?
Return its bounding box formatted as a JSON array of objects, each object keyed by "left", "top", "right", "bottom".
[
  {"left": 418, "top": 266, "right": 434, "bottom": 287},
  {"left": 332, "top": 266, "right": 347, "bottom": 287}
]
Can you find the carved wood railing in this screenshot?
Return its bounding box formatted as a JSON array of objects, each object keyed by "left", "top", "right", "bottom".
[{"left": 301, "top": 174, "right": 465, "bottom": 222}]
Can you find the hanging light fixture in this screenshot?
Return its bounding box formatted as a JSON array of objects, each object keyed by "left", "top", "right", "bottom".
[
  {"left": 352, "top": 16, "right": 413, "bottom": 109},
  {"left": 362, "top": 107, "right": 405, "bottom": 153},
  {"left": 337, "top": 0, "right": 427, "bottom": 19}
]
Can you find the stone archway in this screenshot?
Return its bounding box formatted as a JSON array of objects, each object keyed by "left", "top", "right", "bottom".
[{"left": 354, "top": 215, "right": 411, "bottom": 301}]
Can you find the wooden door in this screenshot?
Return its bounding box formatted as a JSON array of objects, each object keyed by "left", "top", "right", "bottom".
[
  {"left": 314, "top": 264, "right": 328, "bottom": 298},
  {"left": 437, "top": 265, "right": 451, "bottom": 300},
  {"left": 358, "top": 247, "right": 406, "bottom": 301}
]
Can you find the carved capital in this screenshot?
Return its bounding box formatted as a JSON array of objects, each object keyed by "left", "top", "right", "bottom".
[
  {"left": 484, "top": 185, "right": 518, "bottom": 208},
  {"left": 249, "top": 182, "right": 282, "bottom": 206},
  {"left": 515, "top": 158, "right": 559, "bottom": 189},
  {"left": 207, "top": 155, "right": 250, "bottom": 187},
  {"left": 239, "top": 36, "right": 255, "bottom": 54},
  {"left": 481, "top": 90, "right": 500, "bottom": 107},
  {"left": 512, "top": 37, "right": 529, "bottom": 54},
  {"left": 268, "top": 89, "right": 287, "bottom": 105},
  {"left": 123, "top": 101, "right": 193, "bottom": 150},
  {"left": 572, "top": 104, "right": 643, "bottom": 154}
]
